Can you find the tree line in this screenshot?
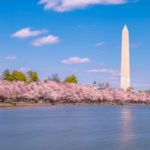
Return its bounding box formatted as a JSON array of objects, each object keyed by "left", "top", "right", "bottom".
[
  {"left": 1, "top": 69, "right": 113, "bottom": 88},
  {"left": 1, "top": 69, "right": 39, "bottom": 82},
  {"left": 1, "top": 69, "right": 78, "bottom": 84}
]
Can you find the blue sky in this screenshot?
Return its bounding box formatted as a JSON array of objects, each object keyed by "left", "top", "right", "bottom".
[{"left": 0, "top": 0, "right": 150, "bottom": 90}]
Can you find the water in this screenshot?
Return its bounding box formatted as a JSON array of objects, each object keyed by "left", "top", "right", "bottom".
[{"left": 0, "top": 106, "right": 150, "bottom": 150}]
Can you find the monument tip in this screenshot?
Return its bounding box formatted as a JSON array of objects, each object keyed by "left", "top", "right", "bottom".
[{"left": 123, "top": 25, "right": 128, "bottom": 31}]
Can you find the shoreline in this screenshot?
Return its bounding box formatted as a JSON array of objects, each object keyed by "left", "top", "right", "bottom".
[{"left": 0, "top": 102, "right": 148, "bottom": 108}]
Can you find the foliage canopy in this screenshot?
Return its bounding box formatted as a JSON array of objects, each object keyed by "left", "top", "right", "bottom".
[{"left": 64, "top": 75, "right": 78, "bottom": 84}]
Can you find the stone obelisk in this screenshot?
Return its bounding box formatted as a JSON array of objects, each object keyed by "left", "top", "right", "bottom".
[{"left": 121, "top": 25, "right": 131, "bottom": 90}]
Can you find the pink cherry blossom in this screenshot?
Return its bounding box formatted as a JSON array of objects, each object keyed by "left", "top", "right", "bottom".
[{"left": 0, "top": 80, "right": 149, "bottom": 105}]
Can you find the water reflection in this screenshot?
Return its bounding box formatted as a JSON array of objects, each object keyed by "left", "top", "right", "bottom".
[
  {"left": 119, "top": 108, "right": 134, "bottom": 149},
  {"left": 2, "top": 107, "right": 150, "bottom": 150}
]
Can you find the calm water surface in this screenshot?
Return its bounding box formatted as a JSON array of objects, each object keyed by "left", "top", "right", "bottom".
[{"left": 0, "top": 106, "right": 150, "bottom": 150}]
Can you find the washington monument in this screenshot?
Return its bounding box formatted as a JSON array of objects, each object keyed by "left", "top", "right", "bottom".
[{"left": 121, "top": 25, "right": 131, "bottom": 90}]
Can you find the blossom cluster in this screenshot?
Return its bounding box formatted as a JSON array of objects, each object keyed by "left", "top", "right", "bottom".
[{"left": 0, "top": 80, "right": 149, "bottom": 104}]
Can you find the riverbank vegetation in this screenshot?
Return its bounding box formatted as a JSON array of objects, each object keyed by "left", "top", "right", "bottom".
[
  {"left": 1, "top": 69, "right": 78, "bottom": 84},
  {"left": 0, "top": 69, "right": 150, "bottom": 106}
]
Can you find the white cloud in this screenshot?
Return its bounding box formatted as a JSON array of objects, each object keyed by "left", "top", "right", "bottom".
[
  {"left": 112, "top": 72, "right": 120, "bottom": 77},
  {"left": 4, "top": 56, "right": 16, "bottom": 60},
  {"left": 62, "top": 57, "right": 91, "bottom": 64},
  {"left": 12, "top": 27, "right": 47, "bottom": 39},
  {"left": 88, "top": 68, "right": 120, "bottom": 76},
  {"left": 95, "top": 42, "right": 104, "bottom": 47},
  {"left": 108, "top": 77, "right": 117, "bottom": 80},
  {"left": 38, "top": 0, "right": 128, "bottom": 12},
  {"left": 88, "top": 68, "right": 116, "bottom": 74},
  {"left": 31, "top": 35, "right": 60, "bottom": 46},
  {"left": 133, "top": 83, "right": 150, "bottom": 87}
]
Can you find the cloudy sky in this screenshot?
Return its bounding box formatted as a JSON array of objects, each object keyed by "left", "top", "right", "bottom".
[{"left": 0, "top": 0, "right": 150, "bottom": 90}]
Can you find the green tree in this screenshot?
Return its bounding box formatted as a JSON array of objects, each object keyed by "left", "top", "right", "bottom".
[
  {"left": 11, "top": 71, "right": 27, "bottom": 81},
  {"left": 48, "top": 74, "right": 61, "bottom": 83},
  {"left": 105, "top": 83, "right": 110, "bottom": 88},
  {"left": 1, "top": 69, "right": 10, "bottom": 80},
  {"left": 27, "top": 71, "right": 39, "bottom": 82},
  {"left": 98, "top": 82, "right": 111, "bottom": 89},
  {"left": 64, "top": 75, "right": 78, "bottom": 84},
  {"left": 93, "top": 81, "right": 97, "bottom": 87},
  {"left": 5, "top": 74, "right": 14, "bottom": 81},
  {"left": 127, "top": 87, "right": 134, "bottom": 92}
]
